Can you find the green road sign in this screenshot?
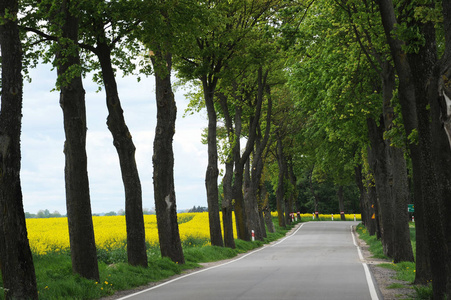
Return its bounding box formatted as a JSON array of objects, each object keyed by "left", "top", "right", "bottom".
[{"left": 408, "top": 204, "right": 414, "bottom": 213}]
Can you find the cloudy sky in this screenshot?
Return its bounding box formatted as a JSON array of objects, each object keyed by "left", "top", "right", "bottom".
[{"left": 21, "top": 63, "right": 210, "bottom": 215}]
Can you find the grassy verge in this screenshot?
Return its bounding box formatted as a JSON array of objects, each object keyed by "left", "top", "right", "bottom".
[
  {"left": 0, "top": 219, "right": 298, "bottom": 299},
  {"left": 356, "top": 223, "right": 432, "bottom": 299}
]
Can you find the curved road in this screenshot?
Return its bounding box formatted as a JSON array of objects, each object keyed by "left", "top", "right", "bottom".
[{"left": 119, "top": 221, "right": 379, "bottom": 300}]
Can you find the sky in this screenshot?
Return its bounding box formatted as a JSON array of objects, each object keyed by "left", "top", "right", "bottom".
[{"left": 21, "top": 63, "right": 210, "bottom": 215}]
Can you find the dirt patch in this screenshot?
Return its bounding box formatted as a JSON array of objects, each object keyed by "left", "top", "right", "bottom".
[{"left": 353, "top": 226, "right": 416, "bottom": 300}]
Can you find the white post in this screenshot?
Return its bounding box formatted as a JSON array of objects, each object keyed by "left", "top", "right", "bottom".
[
  {"left": 354, "top": 214, "right": 356, "bottom": 221},
  {"left": 251, "top": 230, "right": 255, "bottom": 241},
  {"left": 331, "top": 214, "right": 333, "bottom": 221}
]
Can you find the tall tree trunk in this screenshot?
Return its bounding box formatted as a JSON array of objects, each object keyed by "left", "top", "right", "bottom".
[
  {"left": 354, "top": 165, "right": 367, "bottom": 227},
  {"left": 232, "top": 67, "right": 267, "bottom": 240},
  {"left": 276, "top": 133, "right": 286, "bottom": 227},
  {"left": 152, "top": 51, "right": 185, "bottom": 264},
  {"left": 407, "top": 21, "right": 447, "bottom": 296},
  {"left": 0, "top": 1, "right": 38, "bottom": 297},
  {"left": 202, "top": 79, "right": 224, "bottom": 247},
  {"left": 380, "top": 62, "right": 414, "bottom": 263},
  {"left": 221, "top": 159, "right": 235, "bottom": 248},
  {"left": 377, "top": 0, "right": 431, "bottom": 284},
  {"left": 218, "top": 93, "right": 235, "bottom": 248},
  {"left": 95, "top": 39, "right": 147, "bottom": 267},
  {"left": 435, "top": 3, "right": 451, "bottom": 296},
  {"left": 55, "top": 1, "right": 99, "bottom": 281},
  {"left": 308, "top": 167, "right": 320, "bottom": 220},
  {"left": 247, "top": 89, "right": 272, "bottom": 240},
  {"left": 232, "top": 126, "right": 249, "bottom": 240},
  {"left": 367, "top": 116, "right": 395, "bottom": 257}
]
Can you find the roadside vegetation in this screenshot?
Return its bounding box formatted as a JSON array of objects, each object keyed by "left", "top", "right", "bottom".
[{"left": 356, "top": 223, "right": 432, "bottom": 299}]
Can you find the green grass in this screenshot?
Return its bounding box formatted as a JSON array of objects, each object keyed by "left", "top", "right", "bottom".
[
  {"left": 355, "top": 224, "right": 388, "bottom": 259},
  {"left": 0, "top": 218, "right": 300, "bottom": 299},
  {"left": 356, "top": 223, "right": 433, "bottom": 300}
]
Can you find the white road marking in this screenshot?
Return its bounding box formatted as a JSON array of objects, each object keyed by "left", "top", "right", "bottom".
[{"left": 351, "top": 225, "right": 380, "bottom": 300}]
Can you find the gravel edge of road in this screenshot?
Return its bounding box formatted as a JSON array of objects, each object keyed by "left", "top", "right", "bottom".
[{"left": 352, "top": 225, "right": 416, "bottom": 300}]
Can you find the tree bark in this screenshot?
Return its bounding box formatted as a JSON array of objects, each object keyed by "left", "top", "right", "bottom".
[
  {"left": 152, "top": 51, "right": 185, "bottom": 264},
  {"left": 308, "top": 167, "right": 320, "bottom": 220},
  {"left": 55, "top": 0, "right": 99, "bottom": 281},
  {"left": 377, "top": 0, "right": 431, "bottom": 284},
  {"left": 202, "top": 78, "right": 224, "bottom": 247},
  {"left": 380, "top": 62, "right": 414, "bottom": 263},
  {"left": 232, "top": 108, "right": 249, "bottom": 240},
  {"left": 367, "top": 116, "right": 395, "bottom": 257},
  {"left": 221, "top": 159, "right": 235, "bottom": 248},
  {"left": 0, "top": 0, "right": 38, "bottom": 297},
  {"left": 436, "top": 3, "right": 451, "bottom": 297},
  {"left": 218, "top": 93, "right": 235, "bottom": 248},
  {"left": 95, "top": 38, "right": 147, "bottom": 267},
  {"left": 337, "top": 186, "right": 346, "bottom": 221},
  {"left": 407, "top": 21, "right": 448, "bottom": 296},
  {"left": 366, "top": 147, "right": 382, "bottom": 239},
  {"left": 276, "top": 133, "right": 286, "bottom": 227}
]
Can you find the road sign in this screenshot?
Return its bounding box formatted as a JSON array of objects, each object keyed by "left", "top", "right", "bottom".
[{"left": 408, "top": 204, "right": 414, "bottom": 213}]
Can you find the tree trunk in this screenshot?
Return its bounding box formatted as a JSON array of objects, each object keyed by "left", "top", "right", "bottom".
[
  {"left": 232, "top": 150, "right": 249, "bottom": 240},
  {"left": 0, "top": 1, "right": 38, "bottom": 297},
  {"left": 337, "top": 186, "right": 346, "bottom": 221},
  {"left": 286, "top": 158, "right": 297, "bottom": 224},
  {"left": 367, "top": 116, "right": 395, "bottom": 257},
  {"left": 231, "top": 105, "right": 249, "bottom": 240},
  {"left": 390, "top": 146, "right": 414, "bottom": 263},
  {"left": 377, "top": 0, "right": 431, "bottom": 284},
  {"left": 55, "top": 1, "right": 99, "bottom": 281},
  {"left": 308, "top": 168, "right": 320, "bottom": 220},
  {"left": 407, "top": 21, "right": 448, "bottom": 296},
  {"left": 232, "top": 67, "right": 267, "bottom": 240},
  {"left": 202, "top": 79, "right": 224, "bottom": 247},
  {"left": 276, "top": 134, "right": 286, "bottom": 227},
  {"left": 218, "top": 94, "right": 235, "bottom": 248},
  {"left": 95, "top": 39, "right": 147, "bottom": 267},
  {"left": 221, "top": 159, "right": 235, "bottom": 248},
  {"left": 260, "top": 167, "right": 274, "bottom": 233},
  {"left": 435, "top": 3, "right": 451, "bottom": 296},
  {"left": 152, "top": 51, "right": 185, "bottom": 264},
  {"left": 354, "top": 165, "right": 367, "bottom": 227},
  {"left": 366, "top": 148, "right": 381, "bottom": 239},
  {"left": 380, "top": 62, "right": 414, "bottom": 263}
]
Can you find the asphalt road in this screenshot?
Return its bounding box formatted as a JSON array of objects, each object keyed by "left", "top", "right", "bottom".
[{"left": 119, "top": 221, "right": 379, "bottom": 300}]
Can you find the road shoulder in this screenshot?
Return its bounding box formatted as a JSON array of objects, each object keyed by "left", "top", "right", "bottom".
[{"left": 353, "top": 226, "right": 416, "bottom": 300}]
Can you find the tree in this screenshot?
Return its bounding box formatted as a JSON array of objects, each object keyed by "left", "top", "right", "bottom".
[
  {"left": 0, "top": 0, "right": 38, "bottom": 297},
  {"left": 177, "top": 0, "right": 286, "bottom": 244},
  {"left": 24, "top": 0, "right": 149, "bottom": 268},
  {"left": 53, "top": 0, "right": 99, "bottom": 281},
  {"left": 79, "top": 0, "right": 148, "bottom": 268},
  {"left": 377, "top": 1, "right": 451, "bottom": 296}
]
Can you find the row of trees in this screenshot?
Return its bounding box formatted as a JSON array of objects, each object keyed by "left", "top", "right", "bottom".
[
  {"left": 284, "top": 0, "right": 451, "bottom": 299},
  {"left": 2, "top": 0, "right": 451, "bottom": 299}
]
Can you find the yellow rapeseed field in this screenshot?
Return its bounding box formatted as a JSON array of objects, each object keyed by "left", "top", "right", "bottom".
[
  {"left": 271, "top": 211, "right": 362, "bottom": 221},
  {"left": 26, "top": 212, "right": 233, "bottom": 255},
  {"left": 26, "top": 211, "right": 359, "bottom": 255}
]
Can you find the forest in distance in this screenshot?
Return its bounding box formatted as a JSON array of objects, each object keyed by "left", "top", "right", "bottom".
[{"left": 2, "top": 0, "right": 451, "bottom": 299}]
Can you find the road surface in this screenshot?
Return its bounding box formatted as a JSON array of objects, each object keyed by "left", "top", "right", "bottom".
[{"left": 119, "top": 221, "right": 379, "bottom": 300}]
